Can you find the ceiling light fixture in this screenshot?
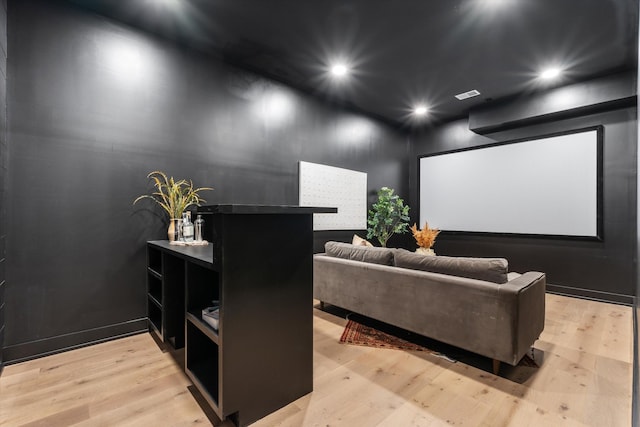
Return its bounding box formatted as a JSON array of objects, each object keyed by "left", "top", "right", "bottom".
[
  {"left": 482, "top": 0, "right": 511, "bottom": 6},
  {"left": 330, "top": 63, "right": 349, "bottom": 77},
  {"left": 414, "top": 105, "right": 429, "bottom": 116},
  {"left": 150, "top": 0, "right": 181, "bottom": 9},
  {"left": 540, "top": 67, "right": 562, "bottom": 80},
  {"left": 158, "top": 0, "right": 180, "bottom": 6}
]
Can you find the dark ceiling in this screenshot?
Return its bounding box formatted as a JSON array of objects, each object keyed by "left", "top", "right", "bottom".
[{"left": 66, "top": 0, "right": 638, "bottom": 128}]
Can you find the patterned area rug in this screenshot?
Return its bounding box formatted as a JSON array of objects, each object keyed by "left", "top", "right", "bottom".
[
  {"left": 339, "top": 319, "right": 456, "bottom": 362},
  {"left": 339, "top": 318, "right": 539, "bottom": 371}
]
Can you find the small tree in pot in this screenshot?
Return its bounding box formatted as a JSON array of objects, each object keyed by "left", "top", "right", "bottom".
[{"left": 366, "top": 187, "right": 410, "bottom": 247}]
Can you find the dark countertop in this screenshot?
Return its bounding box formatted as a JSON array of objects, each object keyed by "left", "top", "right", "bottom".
[
  {"left": 148, "top": 240, "right": 214, "bottom": 267},
  {"left": 197, "top": 204, "right": 337, "bottom": 214}
]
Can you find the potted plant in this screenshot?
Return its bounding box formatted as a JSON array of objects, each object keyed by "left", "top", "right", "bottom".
[
  {"left": 134, "top": 171, "right": 213, "bottom": 241},
  {"left": 410, "top": 222, "right": 440, "bottom": 255},
  {"left": 366, "top": 187, "right": 410, "bottom": 247}
]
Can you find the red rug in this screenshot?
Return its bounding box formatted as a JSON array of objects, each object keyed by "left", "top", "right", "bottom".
[
  {"left": 339, "top": 319, "right": 455, "bottom": 361},
  {"left": 339, "top": 319, "right": 538, "bottom": 370}
]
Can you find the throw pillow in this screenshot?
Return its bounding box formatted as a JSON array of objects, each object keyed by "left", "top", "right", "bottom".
[
  {"left": 394, "top": 250, "right": 509, "bottom": 284},
  {"left": 352, "top": 234, "right": 373, "bottom": 247},
  {"left": 325, "top": 241, "right": 394, "bottom": 266}
]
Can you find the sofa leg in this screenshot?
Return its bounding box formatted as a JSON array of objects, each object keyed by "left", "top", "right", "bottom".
[
  {"left": 492, "top": 359, "right": 501, "bottom": 375},
  {"left": 319, "top": 301, "right": 325, "bottom": 309}
]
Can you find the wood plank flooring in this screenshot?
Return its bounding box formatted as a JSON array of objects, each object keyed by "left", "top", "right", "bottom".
[{"left": 0, "top": 293, "right": 633, "bottom": 426}]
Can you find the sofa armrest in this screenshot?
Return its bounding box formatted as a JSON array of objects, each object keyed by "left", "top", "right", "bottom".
[
  {"left": 497, "top": 272, "right": 546, "bottom": 364},
  {"left": 501, "top": 271, "right": 546, "bottom": 294}
]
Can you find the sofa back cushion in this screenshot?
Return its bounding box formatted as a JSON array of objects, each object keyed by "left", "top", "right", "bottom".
[
  {"left": 394, "top": 249, "right": 509, "bottom": 284},
  {"left": 325, "top": 241, "right": 394, "bottom": 266}
]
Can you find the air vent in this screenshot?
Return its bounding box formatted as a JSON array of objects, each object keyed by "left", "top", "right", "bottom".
[{"left": 455, "top": 89, "right": 481, "bottom": 100}]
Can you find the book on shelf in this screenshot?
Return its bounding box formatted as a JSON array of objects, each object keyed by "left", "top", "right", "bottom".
[{"left": 202, "top": 306, "right": 220, "bottom": 330}]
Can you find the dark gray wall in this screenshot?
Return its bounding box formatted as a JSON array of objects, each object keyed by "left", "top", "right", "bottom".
[
  {"left": 411, "top": 76, "right": 637, "bottom": 304},
  {"left": 0, "top": 0, "right": 7, "bottom": 372},
  {"left": 4, "top": 0, "right": 409, "bottom": 362}
]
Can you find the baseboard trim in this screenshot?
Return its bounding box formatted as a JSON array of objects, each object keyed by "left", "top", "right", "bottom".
[
  {"left": 632, "top": 306, "right": 638, "bottom": 427},
  {"left": 3, "top": 318, "right": 148, "bottom": 365},
  {"left": 0, "top": 324, "right": 4, "bottom": 376},
  {"left": 546, "top": 283, "right": 634, "bottom": 306}
]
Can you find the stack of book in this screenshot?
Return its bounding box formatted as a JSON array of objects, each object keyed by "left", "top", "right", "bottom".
[{"left": 202, "top": 305, "right": 220, "bottom": 330}]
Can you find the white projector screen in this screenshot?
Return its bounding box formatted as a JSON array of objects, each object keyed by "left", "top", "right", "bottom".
[
  {"left": 299, "top": 161, "right": 367, "bottom": 231},
  {"left": 419, "top": 127, "right": 602, "bottom": 238}
]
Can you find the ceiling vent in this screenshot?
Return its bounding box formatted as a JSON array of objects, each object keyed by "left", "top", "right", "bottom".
[{"left": 455, "top": 89, "right": 481, "bottom": 100}]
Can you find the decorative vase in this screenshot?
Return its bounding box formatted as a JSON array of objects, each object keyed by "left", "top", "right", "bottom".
[
  {"left": 168, "top": 218, "right": 181, "bottom": 242},
  {"left": 416, "top": 247, "right": 436, "bottom": 256}
]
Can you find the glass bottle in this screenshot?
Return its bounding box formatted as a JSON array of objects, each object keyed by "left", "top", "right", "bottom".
[
  {"left": 177, "top": 218, "right": 183, "bottom": 242},
  {"left": 195, "top": 214, "right": 204, "bottom": 242},
  {"left": 182, "top": 211, "right": 194, "bottom": 242}
]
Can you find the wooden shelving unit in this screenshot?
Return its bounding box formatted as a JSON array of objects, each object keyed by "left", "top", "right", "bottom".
[
  {"left": 146, "top": 204, "right": 335, "bottom": 427},
  {"left": 146, "top": 242, "right": 213, "bottom": 349},
  {"left": 145, "top": 245, "right": 164, "bottom": 341}
]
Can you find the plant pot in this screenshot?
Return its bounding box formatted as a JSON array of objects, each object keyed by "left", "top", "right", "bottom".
[
  {"left": 416, "top": 247, "right": 436, "bottom": 256},
  {"left": 168, "top": 218, "right": 181, "bottom": 242}
]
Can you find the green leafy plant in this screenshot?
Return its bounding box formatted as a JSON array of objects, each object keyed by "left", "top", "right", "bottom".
[
  {"left": 366, "top": 187, "right": 410, "bottom": 247},
  {"left": 133, "top": 171, "right": 213, "bottom": 219}
]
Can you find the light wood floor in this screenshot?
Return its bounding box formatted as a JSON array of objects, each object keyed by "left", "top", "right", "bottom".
[{"left": 0, "top": 294, "right": 633, "bottom": 426}]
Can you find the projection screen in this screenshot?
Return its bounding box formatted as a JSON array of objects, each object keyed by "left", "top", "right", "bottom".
[{"left": 419, "top": 127, "right": 602, "bottom": 239}]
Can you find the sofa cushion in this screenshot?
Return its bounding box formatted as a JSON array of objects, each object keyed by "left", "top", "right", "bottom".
[
  {"left": 325, "top": 241, "right": 394, "bottom": 266},
  {"left": 394, "top": 250, "right": 509, "bottom": 284}
]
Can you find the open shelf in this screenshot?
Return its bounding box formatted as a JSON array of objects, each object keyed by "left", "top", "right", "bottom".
[
  {"left": 186, "top": 262, "right": 219, "bottom": 315},
  {"left": 147, "top": 267, "right": 162, "bottom": 280},
  {"left": 148, "top": 297, "right": 162, "bottom": 334},
  {"left": 147, "top": 273, "right": 162, "bottom": 305},
  {"left": 147, "top": 244, "right": 186, "bottom": 348},
  {"left": 186, "top": 320, "right": 220, "bottom": 407},
  {"left": 148, "top": 246, "right": 162, "bottom": 275},
  {"left": 162, "top": 254, "right": 186, "bottom": 349},
  {"left": 187, "top": 311, "right": 219, "bottom": 343}
]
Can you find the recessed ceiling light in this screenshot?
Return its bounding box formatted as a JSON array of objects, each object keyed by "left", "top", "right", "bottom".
[
  {"left": 152, "top": 0, "right": 180, "bottom": 8},
  {"left": 330, "top": 63, "right": 349, "bottom": 77},
  {"left": 540, "top": 67, "right": 562, "bottom": 80},
  {"left": 455, "top": 89, "right": 481, "bottom": 100},
  {"left": 482, "top": 0, "right": 511, "bottom": 6},
  {"left": 414, "top": 105, "right": 429, "bottom": 116}
]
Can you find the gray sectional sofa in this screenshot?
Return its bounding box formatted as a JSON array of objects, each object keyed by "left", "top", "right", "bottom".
[{"left": 313, "top": 242, "right": 546, "bottom": 372}]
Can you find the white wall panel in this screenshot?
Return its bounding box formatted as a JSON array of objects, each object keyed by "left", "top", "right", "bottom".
[{"left": 299, "top": 161, "right": 367, "bottom": 231}]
